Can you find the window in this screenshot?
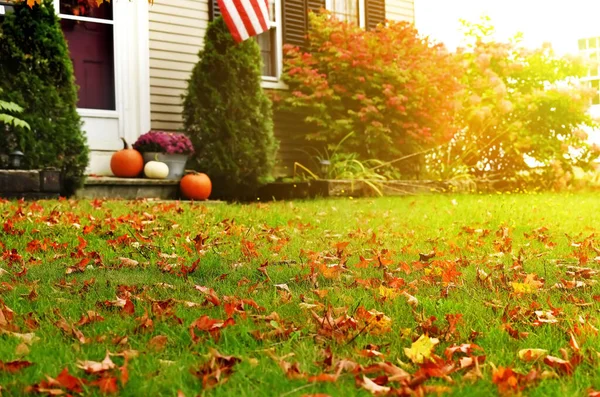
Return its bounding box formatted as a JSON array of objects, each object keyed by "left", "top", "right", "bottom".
[
  {"left": 591, "top": 79, "right": 600, "bottom": 105},
  {"left": 56, "top": 0, "right": 116, "bottom": 110},
  {"left": 254, "top": 0, "right": 281, "bottom": 80},
  {"left": 326, "top": 0, "right": 365, "bottom": 26}
]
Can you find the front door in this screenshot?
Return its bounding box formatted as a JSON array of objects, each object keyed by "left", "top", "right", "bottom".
[{"left": 55, "top": 0, "right": 150, "bottom": 174}]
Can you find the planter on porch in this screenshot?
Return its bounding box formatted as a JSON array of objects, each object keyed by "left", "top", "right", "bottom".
[{"left": 142, "top": 152, "right": 188, "bottom": 180}]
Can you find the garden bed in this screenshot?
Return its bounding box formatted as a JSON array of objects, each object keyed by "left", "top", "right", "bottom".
[{"left": 255, "top": 179, "right": 477, "bottom": 200}]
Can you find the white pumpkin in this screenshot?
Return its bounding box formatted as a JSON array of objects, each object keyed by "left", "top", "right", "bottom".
[{"left": 144, "top": 161, "right": 169, "bottom": 179}]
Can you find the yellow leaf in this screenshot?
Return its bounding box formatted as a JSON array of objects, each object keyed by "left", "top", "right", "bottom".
[
  {"left": 518, "top": 348, "right": 548, "bottom": 362},
  {"left": 378, "top": 286, "right": 401, "bottom": 299},
  {"left": 512, "top": 273, "right": 544, "bottom": 294},
  {"left": 404, "top": 334, "right": 439, "bottom": 364}
]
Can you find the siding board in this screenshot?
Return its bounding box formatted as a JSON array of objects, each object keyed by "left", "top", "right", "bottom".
[
  {"left": 149, "top": 0, "right": 206, "bottom": 131},
  {"left": 385, "top": 0, "right": 414, "bottom": 22}
]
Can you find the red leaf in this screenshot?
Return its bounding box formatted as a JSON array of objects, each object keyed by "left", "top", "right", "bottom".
[
  {"left": 56, "top": 368, "right": 85, "bottom": 392},
  {"left": 0, "top": 360, "right": 32, "bottom": 373},
  {"left": 91, "top": 376, "right": 119, "bottom": 394}
]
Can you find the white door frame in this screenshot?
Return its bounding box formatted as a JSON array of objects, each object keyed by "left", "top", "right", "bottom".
[{"left": 54, "top": 0, "right": 150, "bottom": 173}]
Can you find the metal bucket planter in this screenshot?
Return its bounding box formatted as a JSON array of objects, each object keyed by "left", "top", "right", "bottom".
[{"left": 142, "top": 152, "right": 188, "bottom": 180}]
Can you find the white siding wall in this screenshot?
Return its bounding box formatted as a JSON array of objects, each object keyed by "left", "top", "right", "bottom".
[
  {"left": 149, "top": 0, "right": 209, "bottom": 131},
  {"left": 386, "top": 0, "right": 414, "bottom": 22}
]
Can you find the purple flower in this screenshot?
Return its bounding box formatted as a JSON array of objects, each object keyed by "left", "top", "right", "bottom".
[{"left": 133, "top": 131, "right": 194, "bottom": 155}]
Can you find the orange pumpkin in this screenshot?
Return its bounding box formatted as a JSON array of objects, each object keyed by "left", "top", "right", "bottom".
[
  {"left": 180, "top": 172, "right": 211, "bottom": 200},
  {"left": 110, "top": 138, "right": 144, "bottom": 178}
]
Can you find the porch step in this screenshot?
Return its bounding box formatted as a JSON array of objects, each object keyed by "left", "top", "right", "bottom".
[{"left": 77, "top": 176, "right": 180, "bottom": 200}]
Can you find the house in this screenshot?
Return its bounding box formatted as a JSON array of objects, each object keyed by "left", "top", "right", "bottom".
[
  {"left": 1, "top": 0, "right": 414, "bottom": 175},
  {"left": 578, "top": 36, "right": 600, "bottom": 119}
]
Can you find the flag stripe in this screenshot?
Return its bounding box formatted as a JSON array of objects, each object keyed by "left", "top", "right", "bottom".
[
  {"left": 218, "top": 0, "right": 270, "bottom": 43},
  {"left": 242, "top": 0, "right": 266, "bottom": 34},
  {"left": 255, "top": 0, "right": 270, "bottom": 31},
  {"left": 219, "top": 0, "right": 249, "bottom": 42},
  {"left": 233, "top": 0, "right": 258, "bottom": 37}
]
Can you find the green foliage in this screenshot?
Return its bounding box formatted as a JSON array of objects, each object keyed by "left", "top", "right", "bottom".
[
  {"left": 426, "top": 16, "right": 599, "bottom": 186},
  {"left": 182, "top": 17, "right": 278, "bottom": 199},
  {"left": 0, "top": 0, "right": 88, "bottom": 195},
  {"left": 0, "top": 88, "right": 30, "bottom": 131},
  {"left": 295, "top": 133, "right": 391, "bottom": 184},
  {"left": 280, "top": 12, "right": 462, "bottom": 177}
]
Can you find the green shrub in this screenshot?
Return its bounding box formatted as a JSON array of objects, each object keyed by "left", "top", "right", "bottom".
[
  {"left": 0, "top": 0, "right": 88, "bottom": 195},
  {"left": 182, "top": 17, "right": 277, "bottom": 199}
]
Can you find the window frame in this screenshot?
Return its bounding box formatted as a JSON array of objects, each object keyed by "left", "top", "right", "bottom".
[
  {"left": 259, "top": 0, "right": 284, "bottom": 88},
  {"left": 325, "top": 0, "right": 366, "bottom": 27},
  {"left": 53, "top": 0, "right": 119, "bottom": 114},
  {"left": 579, "top": 37, "right": 600, "bottom": 107}
]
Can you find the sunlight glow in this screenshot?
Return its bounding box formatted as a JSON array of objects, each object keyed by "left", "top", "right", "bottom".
[{"left": 414, "top": 0, "right": 600, "bottom": 55}]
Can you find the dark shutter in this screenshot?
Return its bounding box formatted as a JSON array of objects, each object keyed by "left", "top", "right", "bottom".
[
  {"left": 365, "top": 0, "right": 385, "bottom": 30},
  {"left": 307, "top": 0, "right": 325, "bottom": 13},
  {"left": 209, "top": 0, "right": 221, "bottom": 21},
  {"left": 283, "top": 0, "right": 325, "bottom": 48}
]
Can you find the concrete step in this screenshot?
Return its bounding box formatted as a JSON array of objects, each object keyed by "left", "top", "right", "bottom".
[{"left": 77, "top": 176, "right": 180, "bottom": 200}]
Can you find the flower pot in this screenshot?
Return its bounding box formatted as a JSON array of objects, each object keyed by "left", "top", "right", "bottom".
[{"left": 142, "top": 152, "right": 188, "bottom": 180}]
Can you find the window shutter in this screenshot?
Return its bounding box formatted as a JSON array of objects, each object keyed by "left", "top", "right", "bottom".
[
  {"left": 365, "top": 0, "right": 385, "bottom": 30},
  {"left": 209, "top": 0, "right": 221, "bottom": 21},
  {"left": 283, "top": 0, "right": 325, "bottom": 48}
]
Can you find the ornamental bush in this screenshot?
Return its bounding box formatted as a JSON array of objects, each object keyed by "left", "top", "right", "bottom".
[
  {"left": 182, "top": 17, "right": 277, "bottom": 199},
  {"left": 426, "top": 17, "right": 599, "bottom": 187},
  {"left": 280, "top": 12, "right": 463, "bottom": 176},
  {"left": 0, "top": 0, "right": 88, "bottom": 195}
]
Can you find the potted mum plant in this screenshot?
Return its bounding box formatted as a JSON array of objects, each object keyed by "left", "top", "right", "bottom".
[{"left": 133, "top": 131, "right": 194, "bottom": 180}]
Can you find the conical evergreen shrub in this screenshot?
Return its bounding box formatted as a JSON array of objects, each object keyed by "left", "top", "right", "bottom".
[
  {"left": 183, "top": 17, "right": 277, "bottom": 199},
  {"left": 0, "top": 0, "right": 88, "bottom": 195}
]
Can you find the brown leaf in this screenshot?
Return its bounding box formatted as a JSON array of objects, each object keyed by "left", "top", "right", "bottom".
[
  {"left": 77, "top": 311, "right": 105, "bottom": 327},
  {"left": 543, "top": 355, "right": 574, "bottom": 375},
  {"left": 190, "top": 348, "right": 241, "bottom": 390},
  {"left": 148, "top": 335, "right": 168, "bottom": 352},
  {"left": 118, "top": 257, "right": 139, "bottom": 267},
  {"left": 356, "top": 375, "right": 390, "bottom": 395},
  {"left": 77, "top": 352, "right": 116, "bottom": 374},
  {"left": 419, "top": 251, "right": 436, "bottom": 262}
]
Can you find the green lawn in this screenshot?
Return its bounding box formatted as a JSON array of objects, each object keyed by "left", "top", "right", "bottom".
[{"left": 1, "top": 193, "right": 600, "bottom": 396}]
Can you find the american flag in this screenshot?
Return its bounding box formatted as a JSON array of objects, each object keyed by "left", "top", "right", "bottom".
[{"left": 217, "top": 0, "right": 271, "bottom": 43}]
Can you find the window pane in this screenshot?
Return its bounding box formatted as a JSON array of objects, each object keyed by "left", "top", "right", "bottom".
[
  {"left": 255, "top": 28, "right": 277, "bottom": 77},
  {"left": 589, "top": 38, "right": 598, "bottom": 49},
  {"left": 60, "top": 0, "right": 113, "bottom": 20},
  {"left": 579, "top": 39, "right": 587, "bottom": 50},
  {"left": 268, "top": 0, "right": 276, "bottom": 23},
  {"left": 331, "top": 0, "right": 359, "bottom": 24},
  {"left": 61, "top": 19, "right": 116, "bottom": 110}
]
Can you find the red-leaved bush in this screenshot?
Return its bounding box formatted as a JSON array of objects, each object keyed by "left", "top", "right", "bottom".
[{"left": 279, "top": 12, "right": 463, "bottom": 171}]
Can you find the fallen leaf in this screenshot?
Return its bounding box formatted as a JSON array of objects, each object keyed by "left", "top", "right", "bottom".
[
  {"left": 404, "top": 334, "right": 439, "bottom": 364},
  {"left": 357, "top": 375, "right": 390, "bottom": 395},
  {"left": 0, "top": 360, "right": 33, "bottom": 373},
  {"left": 77, "top": 352, "right": 116, "bottom": 374},
  {"left": 91, "top": 376, "right": 119, "bottom": 394},
  {"left": 518, "top": 349, "right": 548, "bottom": 362},
  {"left": 148, "top": 335, "right": 168, "bottom": 352}
]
